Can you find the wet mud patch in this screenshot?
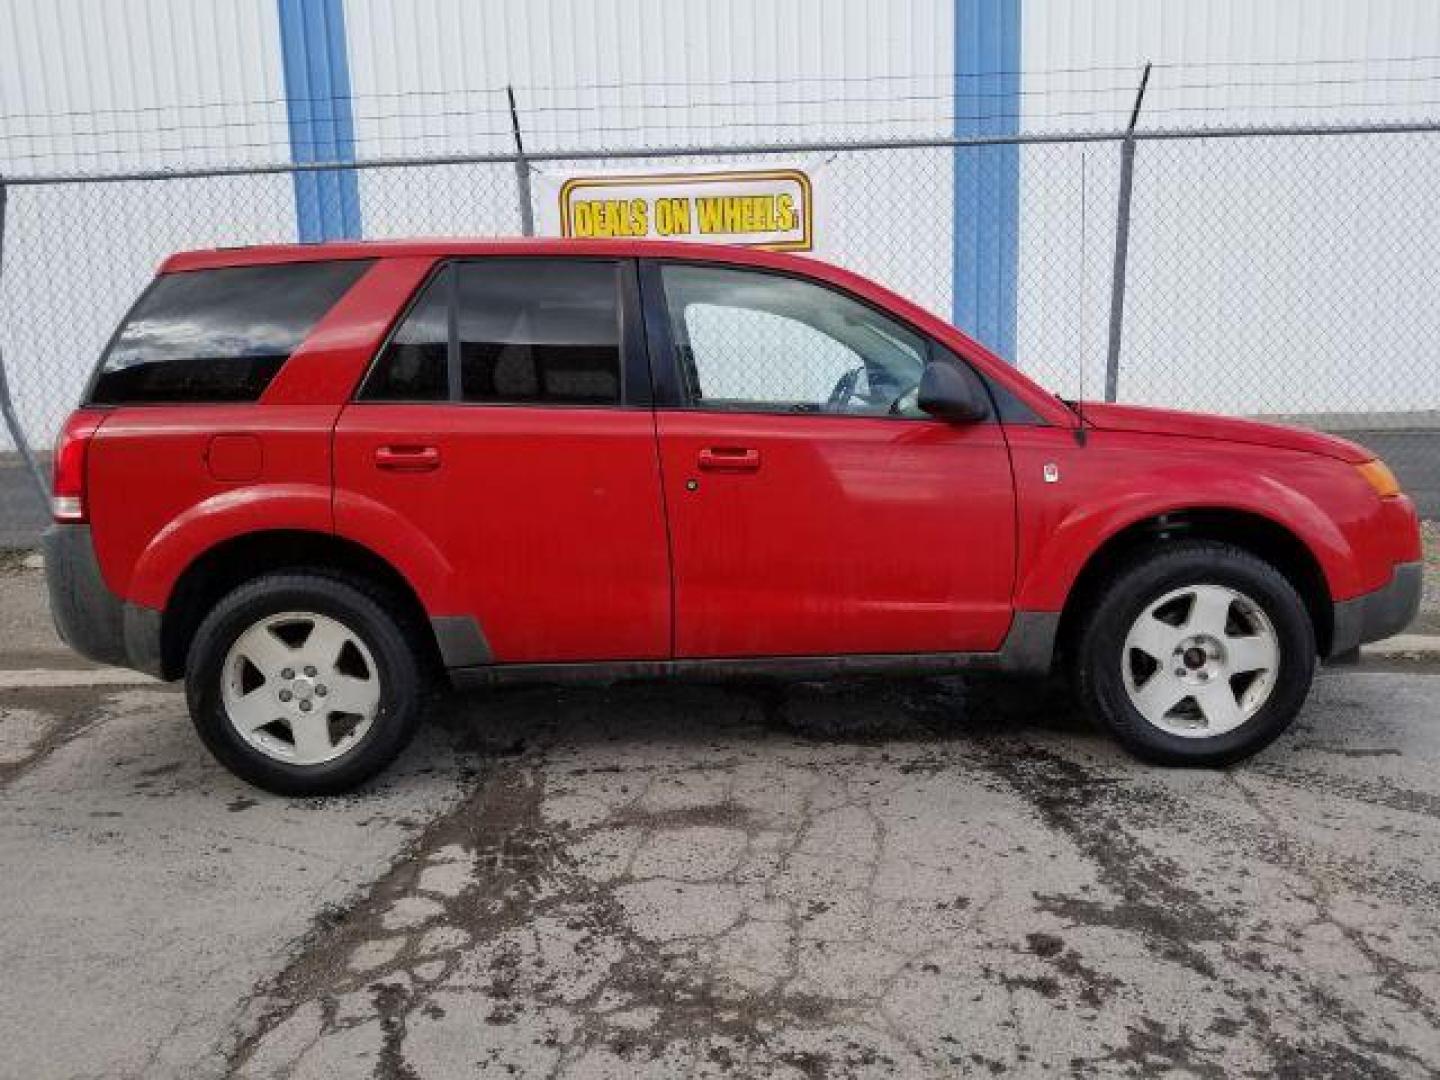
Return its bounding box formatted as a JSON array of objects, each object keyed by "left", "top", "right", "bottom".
[
  {"left": 0, "top": 698, "right": 102, "bottom": 787},
  {"left": 217, "top": 676, "right": 1440, "bottom": 1078},
  {"left": 225, "top": 760, "right": 857, "bottom": 1077},
  {"left": 977, "top": 743, "right": 1231, "bottom": 974},
  {"left": 974, "top": 741, "right": 1436, "bottom": 1076},
  {"left": 1251, "top": 761, "right": 1440, "bottom": 822},
  {"left": 225, "top": 763, "right": 552, "bottom": 1075},
  {"left": 737, "top": 673, "right": 1087, "bottom": 749},
  {"left": 608, "top": 798, "right": 757, "bottom": 832}
]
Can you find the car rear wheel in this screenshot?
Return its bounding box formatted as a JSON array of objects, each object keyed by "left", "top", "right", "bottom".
[
  {"left": 186, "top": 572, "right": 422, "bottom": 795},
  {"left": 1075, "top": 540, "right": 1316, "bottom": 766}
]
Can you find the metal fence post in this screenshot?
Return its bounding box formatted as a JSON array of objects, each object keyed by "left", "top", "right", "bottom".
[
  {"left": 0, "top": 175, "right": 51, "bottom": 507},
  {"left": 507, "top": 85, "right": 535, "bottom": 237},
  {"left": 1103, "top": 63, "right": 1151, "bottom": 403}
]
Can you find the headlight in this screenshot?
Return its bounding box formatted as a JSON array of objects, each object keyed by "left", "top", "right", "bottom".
[{"left": 1356, "top": 459, "right": 1401, "bottom": 499}]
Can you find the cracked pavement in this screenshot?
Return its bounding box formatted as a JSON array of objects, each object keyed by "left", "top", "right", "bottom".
[{"left": 2, "top": 566, "right": 1440, "bottom": 1077}]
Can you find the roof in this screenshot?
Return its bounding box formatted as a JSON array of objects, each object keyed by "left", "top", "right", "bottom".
[{"left": 160, "top": 237, "right": 835, "bottom": 275}]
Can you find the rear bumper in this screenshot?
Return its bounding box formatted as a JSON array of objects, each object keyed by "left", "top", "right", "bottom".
[
  {"left": 1329, "top": 560, "right": 1423, "bottom": 658},
  {"left": 43, "top": 524, "right": 164, "bottom": 678}
]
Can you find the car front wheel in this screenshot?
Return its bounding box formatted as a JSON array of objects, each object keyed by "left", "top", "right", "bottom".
[
  {"left": 1075, "top": 540, "right": 1317, "bottom": 766},
  {"left": 186, "top": 572, "right": 422, "bottom": 795}
]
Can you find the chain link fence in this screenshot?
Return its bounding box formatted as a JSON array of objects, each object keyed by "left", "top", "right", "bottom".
[{"left": 2, "top": 122, "right": 1438, "bottom": 546}]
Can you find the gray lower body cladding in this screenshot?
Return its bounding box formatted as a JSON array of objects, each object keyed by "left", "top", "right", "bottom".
[
  {"left": 446, "top": 611, "right": 1061, "bottom": 688},
  {"left": 43, "top": 524, "right": 164, "bottom": 678},
  {"left": 1329, "top": 560, "right": 1423, "bottom": 658}
]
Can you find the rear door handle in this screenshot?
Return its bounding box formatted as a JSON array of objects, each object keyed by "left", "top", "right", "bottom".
[
  {"left": 697, "top": 446, "right": 761, "bottom": 472},
  {"left": 374, "top": 444, "right": 441, "bottom": 472}
]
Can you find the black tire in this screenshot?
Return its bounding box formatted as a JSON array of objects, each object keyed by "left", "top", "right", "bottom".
[
  {"left": 185, "top": 571, "right": 422, "bottom": 795},
  {"left": 1074, "top": 540, "right": 1316, "bottom": 766}
]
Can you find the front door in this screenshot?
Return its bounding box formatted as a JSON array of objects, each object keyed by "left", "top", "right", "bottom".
[
  {"left": 334, "top": 257, "right": 670, "bottom": 663},
  {"left": 646, "top": 262, "right": 1016, "bottom": 658}
]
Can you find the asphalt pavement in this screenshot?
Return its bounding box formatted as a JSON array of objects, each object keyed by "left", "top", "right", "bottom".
[{"left": 2, "top": 564, "right": 1439, "bottom": 1078}]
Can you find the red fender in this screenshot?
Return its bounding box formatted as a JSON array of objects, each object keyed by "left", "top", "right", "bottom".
[
  {"left": 1015, "top": 465, "right": 1356, "bottom": 612},
  {"left": 126, "top": 484, "right": 334, "bottom": 609},
  {"left": 331, "top": 488, "right": 461, "bottom": 614},
  {"left": 130, "top": 484, "right": 458, "bottom": 620}
]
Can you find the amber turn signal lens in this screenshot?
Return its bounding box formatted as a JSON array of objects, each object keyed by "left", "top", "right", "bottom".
[{"left": 1356, "top": 459, "right": 1401, "bottom": 499}]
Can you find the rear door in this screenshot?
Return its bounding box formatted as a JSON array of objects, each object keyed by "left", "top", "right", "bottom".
[
  {"left": 333, "top": 257, "right": 671, "bottom": 663},
  {"left": 644, "top": 260, "right": 1017, "bottom": 659}
]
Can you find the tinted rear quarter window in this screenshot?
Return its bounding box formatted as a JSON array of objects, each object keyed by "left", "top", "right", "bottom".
[{"left": 90, "top": 260, "right": 372, "bottom": 405}]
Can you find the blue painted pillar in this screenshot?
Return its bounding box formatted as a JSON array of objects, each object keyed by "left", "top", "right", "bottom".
[
  {"left": 277, "top": 0, "right": 362, "bottom": 241},
  {"left": 953, "top": 0, "right": 1020, "bottom": 359}
]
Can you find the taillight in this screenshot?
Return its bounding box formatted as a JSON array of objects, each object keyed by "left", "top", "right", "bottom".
[{"left": 52, "top": 410, "right": 104, "bottom": 523}]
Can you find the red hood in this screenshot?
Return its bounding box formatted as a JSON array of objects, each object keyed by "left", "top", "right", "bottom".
[{"left": 1077, "top": 402, "right": 1374, "bottom": 464}]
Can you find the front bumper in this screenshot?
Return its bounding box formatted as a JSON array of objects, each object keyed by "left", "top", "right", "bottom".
[
  {"left": 1329, "top": 560, "right": 1423, "bottom": 658},
  {"left": 43, "top": 524, "right": 164, "bottom": 678}
]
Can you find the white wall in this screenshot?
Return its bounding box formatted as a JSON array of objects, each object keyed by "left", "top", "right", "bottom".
[
  {"left": 0, "top": 0, "right": 299, "bottom": 449},
  {"left": 0, "top": 0, "right": 293, "bottom": 175},
  {"left": 3, "top": 0, "right": 1438, "bottom": 451},
  {"left": 341, "top": 0, "right": 960, "bottom": 316},
  {"left": 1016, "top": 0, "right": 1440, "bottom": 414},
  {"left": 1023, "top": 0, "right": 1440, "bottom": 131},
  {"left": 344, "top": 0, "right": 956, "bottom": 153}
]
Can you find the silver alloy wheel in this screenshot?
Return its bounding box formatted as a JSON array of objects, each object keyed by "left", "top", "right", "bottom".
[
  {"left": 1121, "top": 583, "right": 1280, "bottom": 738},
  {"left": 221, "top": 611, "right": 382, "bottom": 766}
]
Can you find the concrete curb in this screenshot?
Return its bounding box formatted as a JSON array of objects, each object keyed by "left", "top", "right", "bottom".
[
  {"left": 1362, "top": 634, "right": 1440, "bottom": 658},
  {"left": 0, "top": 668, "right": 159, "bottom": 689}
]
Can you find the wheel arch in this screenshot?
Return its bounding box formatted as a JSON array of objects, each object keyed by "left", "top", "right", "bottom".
[
  {"left": 1053, "top": 508, "right": 1336, "bottom": 669},
  {"left": 159, "top": 529, "right": 444, "bottom": 680}
]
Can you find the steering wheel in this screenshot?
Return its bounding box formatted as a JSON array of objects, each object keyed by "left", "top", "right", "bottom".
[
  {"left": 886, "top": 377, "right": 924, "bottom": 415},
  {"left": 825, "top": 365, "right": 866, "bottom": 412}
]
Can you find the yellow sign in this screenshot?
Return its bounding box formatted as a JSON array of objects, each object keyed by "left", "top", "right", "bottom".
[{"left": 556, "top": 169, "right": 813, "bottom": 251}]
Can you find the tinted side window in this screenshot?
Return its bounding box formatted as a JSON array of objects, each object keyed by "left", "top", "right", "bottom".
[
  {"left": 361, "top": 267, "right": 451, "bottom": 401},
  {"left": 90, "top": 261, "right": 372, "bottom": 404},
  {"left": 457, "top": 261, "right": 621, "bottom": 405}
]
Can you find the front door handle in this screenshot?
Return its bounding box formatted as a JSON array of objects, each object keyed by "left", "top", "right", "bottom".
[
  {"left": 375, "top": 444, "right": 441, "bottom": 472},
  {"left": 697, "top": 446, "right": 761, "bottom": 472}
]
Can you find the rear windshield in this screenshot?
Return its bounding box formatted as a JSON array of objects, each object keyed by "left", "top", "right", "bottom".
[{"left": 89, "top": 260, "right": 373, "bottom": 405}]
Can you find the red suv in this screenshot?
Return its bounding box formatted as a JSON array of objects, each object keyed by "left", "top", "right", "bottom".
[{"left": 45, "top": 240, "right": 1421, "bottom": 794}]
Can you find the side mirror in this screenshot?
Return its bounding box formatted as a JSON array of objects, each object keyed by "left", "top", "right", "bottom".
[{"left": 917, "top": 361, "right": 991, "bottom": 423}]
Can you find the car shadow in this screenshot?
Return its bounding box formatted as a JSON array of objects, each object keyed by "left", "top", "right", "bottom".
[{"left": 426, "top": 672, "right": 1099, "bottom": 761}]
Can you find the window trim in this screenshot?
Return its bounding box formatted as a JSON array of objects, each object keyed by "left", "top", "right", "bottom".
[
  {"left": 354, "top": 255, "right": 647, "bottom": 410},
  {"left": 638, "top": 257, "right": 1042, "bottom": 426}
]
